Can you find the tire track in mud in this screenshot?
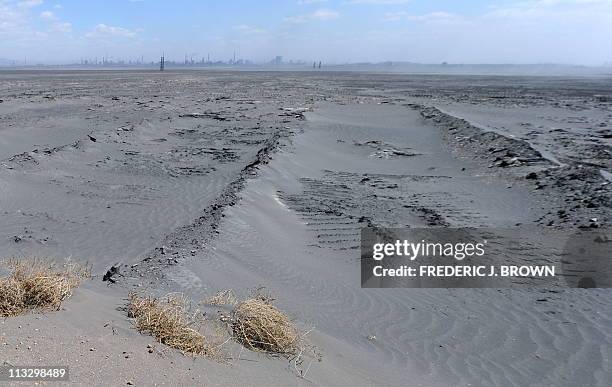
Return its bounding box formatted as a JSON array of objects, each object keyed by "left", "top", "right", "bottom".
[{"left": 276, "top": 170, "right": 461, "bottom": 253}]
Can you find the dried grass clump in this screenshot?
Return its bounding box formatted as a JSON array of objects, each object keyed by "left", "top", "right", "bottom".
[
  {"left": 0, "top": 277, "right": 25, "bottom": 317},
  {"left": 231, "top": 298, "right": 300, "bottom": 356},
  {"left": 202, "top": 289, "right": 237, "bottom": 307},
  {"left": 0, "top": 259, "right": 89, "bottom": 317},
  {"left": 128, "top": 293, "right": 217, "bottom": 357}
]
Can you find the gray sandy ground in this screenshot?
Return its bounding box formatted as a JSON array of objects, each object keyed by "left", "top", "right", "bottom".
[{"left": 0, "top": 71, "right": 611, "bottom": 386}]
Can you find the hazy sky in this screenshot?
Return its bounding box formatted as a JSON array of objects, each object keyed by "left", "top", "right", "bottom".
[{"left": 1, "top": 0, "right": 611, "bottom": 65}]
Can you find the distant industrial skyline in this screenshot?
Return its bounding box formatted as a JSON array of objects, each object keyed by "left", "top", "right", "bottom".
[
  {"left": 0, "top": 53, "right": 316, "bottom": 67},
  {"left": 1, "top": 0, "right": 612, "bottom": 66}
]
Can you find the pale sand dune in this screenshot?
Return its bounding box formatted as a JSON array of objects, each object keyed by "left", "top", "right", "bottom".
[{"left": 164, "top": 104, "right": 611, "bottom": 386}]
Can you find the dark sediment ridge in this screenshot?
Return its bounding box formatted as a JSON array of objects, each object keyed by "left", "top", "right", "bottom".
[
  {"left": 126, "top": 131, "right": 285, "bottom": 282},
  {"left": 414, "top": 104, "right": 611, "bottom": 228}
]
